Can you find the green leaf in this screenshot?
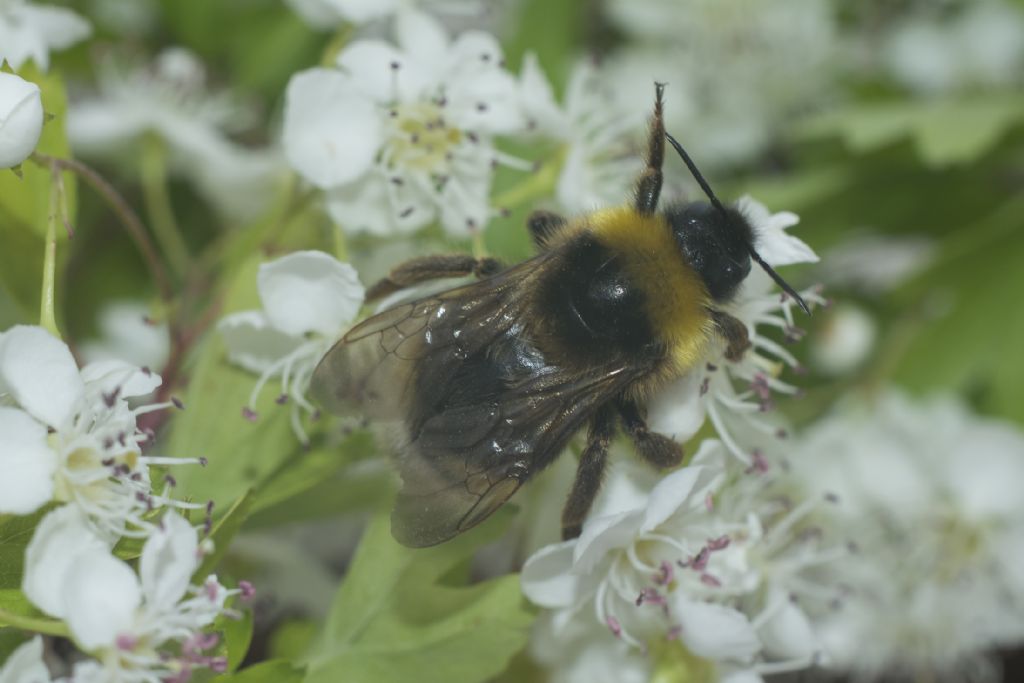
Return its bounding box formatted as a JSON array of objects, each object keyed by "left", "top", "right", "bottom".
[
  {"left": 0, "top": 509, "right": 51, "bottom": 589},
  {"left": 801, "top": 95, "right": 1024, "bottom": 167},
  {"left": 893, "top": 195, "right": 1024, "bottom": 421},
  {"left": 303, "top": 512, "right": 535, "bottom": 683},
  {"left": 247, "top": 460, "right": 391, "bottom": 529},
  {"left": 269, "top": 619, "right": 318, "bottom": 661},
  {"left": 215, "top": 606, "right": 255, "bottom": 673},
  {"left": 212, "top": 660, "right": 305, "bottom": 683},
  {"left": 503, "top": 0, "right": 582, "bottom": 91}
]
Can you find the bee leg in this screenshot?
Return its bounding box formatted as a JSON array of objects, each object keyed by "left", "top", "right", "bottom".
[
  {"left": 633, "top": 82, "right": 666, "bottom": 216},
  {"left": 709, "top": 309, "right": 751, "bottom": 362},
  {"left": 561, "top": 405, "right": 617, "bottom": 540},
  {"left": 527, "top": 209, "right": 567, "bottom": 249},
  {"left": 365, "top": 254, "right": 502, "bottom": 302},
  {"left": 617, "top": 399, "right": 684, "bottom": 469}
]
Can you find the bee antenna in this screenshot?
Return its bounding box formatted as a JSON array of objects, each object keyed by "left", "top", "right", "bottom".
[{"left": 665, "top": 132, "right": 811, "bottom": 315}]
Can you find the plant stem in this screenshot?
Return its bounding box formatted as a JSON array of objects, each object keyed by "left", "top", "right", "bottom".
[
  {"left": 39, "top": 176, "right": 60, "bottom": 337},
  {"left": 140, "top": 136, "right": 190, "bottom": 280},
  {"left": 31, "top": 153, "right": 174, "bottom": 303},
  {"left": 0, "top": 608, "right": 70, "bottom": 637}
]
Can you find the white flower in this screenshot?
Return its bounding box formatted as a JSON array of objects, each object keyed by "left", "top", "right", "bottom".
[
  {"left": 521, "top": 441, "right": 835, "bottom": 679},
  {"left": 282, "top": 9, "right": 530, "bottom": 236},
  {"left": 809, "top": 304, "right": 876, "bottom": 376},
  {"left": 78, "top": 300, "right": 171, "bottom": 372},
  {"left": 0, "top": 325, "right": 201, "bottom": 538},
  {"left": 518, "top": 55, "right": 643, "bottom": 213},
  {"left": 648, "top": 196, "right": 822, "bottom": 465},
  {"left": 882, "top": 1, "right": 1024, "bottom": 95},
  {"left": 0, "top": 0, "right": 91, "bottom": 71},
  {"left": 24, "top": 508, "right": 244, "bottom": 681},
  {"left": 285, "top": 0, "right": 482, "bottom": 29},
  {"left": 0, "top": 636, "right": 51, "bottom": 683},
  {"left": 0, "top": 70, "right": 43, "bottom": 169},
  {"left": 786, "top": 390, "right": 1024, "bottom": 679},
  {"left": 601, "top": 0, "right": 836, "bottom": 167},
  {"left": 819, "top": 234, "right": 935, "bottom": 294},
  {"left": 67, "top": 47, "right": 281, "bottom": 221},
  {"left": 218, "top": 250, "right": 364, "bottom": 443}
]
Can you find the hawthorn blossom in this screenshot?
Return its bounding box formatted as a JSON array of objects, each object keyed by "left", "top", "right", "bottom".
[
  {"left": 0, "top": 325, "right": 201, "bottom": 539},
  {"left": 601, "top": 0, "right": 837, "bottom": 167},
  {"left": 881, "top": 0, "right": 1024, "bottom": 95},
  {"left": 67, "top": 47, "right": 281, "bottom": 221},
  {"left": 0, "top": 0, "right": 91, "bottom": 72},
  {"left": 518, "top": 55, "right": 643, "bottom": 213},
  {"left": 521, "top": 440, "right": 838, "bottom": 681},
  {"left": 647, "top": 196, "right": 822, "bottom": 465},
  {"left": 786, "top": 391, "right": 1024, "bottom": 680},
  {"left": 218, "top": 250, "right": 365, "bottom": 443},
  {"left": 23, "top": 507, "right": 247, "bottom": 683},
  {"left": 282, "top": 9, "right": 529, "bottom": 236},
  {"left": 0, "top": 70, "right": 43, "bottom": 168}
]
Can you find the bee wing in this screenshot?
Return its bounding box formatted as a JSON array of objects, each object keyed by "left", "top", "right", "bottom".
[
  {"left": 309, "top": 257, "right": 539, "bottom": 420},
  {"left": 392, "top": 361, "right": 636, "bottom": 547}
]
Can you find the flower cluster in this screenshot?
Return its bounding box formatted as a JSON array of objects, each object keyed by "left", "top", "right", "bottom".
[
  {"left": 14, "top": 508, "right": 251, "bottom": 683},
  {"left": 0, "top": 326, "right": 250, "bottom": 681},
  {"left": 283, "top": 9, "right": 530, "bottom": 237},
  {"left": 784, "top": 391, "right": 1024, "bottom": 680},
  {"left": 67, "top": 47, "right": 281, "bottom": 221},
  {"left": 522, "top": 441, "right": 839, "bottom": 682}
]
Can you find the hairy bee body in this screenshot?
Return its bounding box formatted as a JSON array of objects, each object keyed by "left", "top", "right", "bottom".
[{"left": 311, "top": 85, "right": 805, "bottom": 547}]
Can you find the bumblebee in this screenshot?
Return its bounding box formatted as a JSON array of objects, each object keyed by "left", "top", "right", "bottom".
[{"left": 311, "top": 83, "right": 809, "bottom": 548}]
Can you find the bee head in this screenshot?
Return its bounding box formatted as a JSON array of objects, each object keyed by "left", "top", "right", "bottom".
[
  {"left": 663, "top": 131, "right": 810, "bottom": 314},
  {"left": 666, "top": 201, "right": 752, "bottom": 303}
]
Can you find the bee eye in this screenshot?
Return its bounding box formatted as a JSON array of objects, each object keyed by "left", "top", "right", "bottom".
[{"left": 666, "top": 201, "right": 753, "bottom": 303}]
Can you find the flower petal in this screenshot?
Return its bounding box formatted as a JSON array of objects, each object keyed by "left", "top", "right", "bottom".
[
  {"left": 573, "top": 510, "right": 642, "bottom": 574},
  {"left": 218, "top": 310, "right": 305, "bottom": 373},
  {"left": 758, "top": 590, "right": 817, "bottom": 660},
  {"left": 640, "top": 465, "right": 708, "bottom": 533},
  {"left": 674, "top": 597, "right": 762, "bottom": 662},
  {"left": 63, "top": 550, "right": 142, "bottom": 650},
  {"left": 283, "top": 68, "right": 381, "bottom": 189},
  {"left": 0, "top": 636, "right": 50, "bottom": 683},
  {"left": 0, "top": 72, "right": 44, "bottom": 169},
  {"left": 737, "top": 195, "right": 818, "bottom": 267},
  {"left": 80, "top": 359, "right": 162, "bottom": 399},
  {"left": 140, "top": 512, "right": 199, "bottom": 610},
  {"left": 257, "top": 251, "right": 365, "bottom": 337},
  {"left": 23, "top": 506, "right": 109, "bottom": 619},
  {"left": 521, "top": 540, "right": 581, "bottom": 608},
  {"left": 325, "top": 172, "right": 434, "bottom": 236},
  {"left": 0, "top": 407, "right": 57, "bottom": 515},
  {"left": 337, "top": 40, "right": 431, "bottom": 103},
  {"left": 0, "top": 325, "right": 84, "bottom": 428},
  {"left": 20, "top": 4, "right": 93, "bottom": 51},
  {"left": 395, "top": 8, "right": 449, "bottom": 68},
  {"left": 647, "top": 372, "right": 707, "bottom": 441}
]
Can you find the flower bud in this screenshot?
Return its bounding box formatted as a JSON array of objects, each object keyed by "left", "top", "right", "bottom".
[{"left": 0, "top": 72, "right": 44, "bottom": 168}]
